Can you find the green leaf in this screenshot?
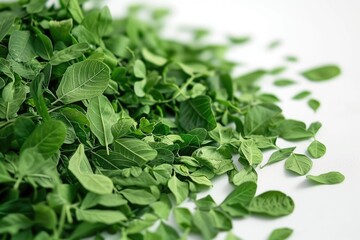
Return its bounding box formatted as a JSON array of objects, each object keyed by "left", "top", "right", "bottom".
[
  {"left": 76, "top": 209, "right": 126, "bottom": 224},
  {"left": 111, "top": 117, "right": 135, "bottom": 139},
  {"left": 235, "top": 69, "right": 267, "bottom": 86},
  {"left": 49, "top": 19, "right": 73, "bottom": 43},
  {"left": 21, "top": 120, "right": 66, "bottom": 158},
  {"left": 210, "top": 209, "right": 232, "bottom": 231},
  {"left": 56, "top": 60, "right": 110, "bottom": 104},
  {"left": 0, "top": 12, "right": 16, "bottom": 42},
  {"left": 263, "top": 147, "right": 296, "bottom": 167},
  {"left": 268, "top": 40, "right": 281, "bottom": 49},
  {"left": 33, "top": 203, "right": 57, "bottom": 230},
  {"left": 0, "top": 83, "right": 26, "bottom": 120},
  {"left": 273, "top": 79, "right": 295, "bottom": 87},
  {"left": 277, "top": 120, "right": 312, "bottom": 141},
  {"left": 195, "top": 195, "right": 216, "bottom": 211},
  {"left": 168, "top": 175, "right": 189, "bottom": 205},
  {"left": 142, "top": 48, "right": 167, "bottom": 66},
  {"left": 232, "top": 167, "right": 257, "bottom": 186},
  {"left": 302, "top": 65, "right": 341, "bottom": 81},
  {"left": 134, "top": 78, "right": 146, "bottom": 97},
  {"left": 269, "top": 67, "right": 286, "bottom": 75},
  {"left": 9, "top": 30, "right": 37, "bottom": 62},
  {"left": 285, "top": 154, "right": 313, "bottom": 175},
  {"left": 0, "top": 214, "right": 33, "bottom": 235},
  {"left": 150, "top": 195, "right": 172, "bottom": 219},
  {"left": 93, "top": 150, "right": 141, "bottom": 169},
  {"left": 268, "top": 228, "right": 293, "bottom": 240},
  {"left": 81, "top": 192, "right": 127, "bottom": 209},
  {"left": 292, "top": 90, "right": 311, "bottom": 100},
  {"left": 221, "top": 181, "right": 257, "bottom": 207},
  {"left": 0, "top": 161, "right": 13, "bottom": 183},
  {"left": 308, "top": 98, "right": 320, "bottom": 112},
  {"left": 240, "top": 140, "right": 263, "bottom": 165},
  {"left": 179, "top": 95, "right": 216, "bottom": 131},
  {"left": 114, "top": 138, "right": 157, "bottom": 166},
  {"left": 68, "top": 144, "right": 114, "bottom": 195},
  {"left": 174, "top": 207, "right": 192, "bottom": 229},
  {"left": 34, "top": 32, "right": 53, "bottom": 61},
  {"left": 308, "top": 121, "right": 322, "bottom": 136},
  {"left": 244, "top": 104, "right": 282, "bottom": 136},
  {"left": 134, "top": 59, "right": 146, "bottom": 78},
  {"left": 192, "top": 210, "right": 218, "bottom": 240},
  {"left": 225, "top": 232, "right": 243, "bottom": 240},
  {"left": 87, "top": 95, "right": 117, "bottom": 154},
  {"left": 50, "top": 43, "right": 89, "bottom": 65},
  {"left": 249, "top": 191, "right": 294, "bottom": 217},
  {"left": 30, "top": 73, "right": 50, "bottom": 121},
  {"left": 26, "top": 0, "right": 46, "bottom": 13},
  {"left": 209, "top": 123, "right": 233, "bottom": 146},
  {"left": 17, "top": 148, "right": 55, "bottom": 181},
  {"left": 155, "top": 222, "right": 180, "bottom": 240},
  {"left": 120, "top": 188, "right": 157, "bottom": 205},
  {"left": 193, "top": 146, "right": 233, "bottom": 175},
  {"left": 62, "top": 0, "right": 84, "bottom": 23},
  {"left": 228, "top": 36, "right": 250, "bottom": 45},
  {"left": 307, "top": 140, "right": 326, "bottom": 159},
  {"left": 75, "top": 209, "right": 127, "bottom": 225},
  {"left": 307, "top": 171, "right": 345, "bottom": 185}
]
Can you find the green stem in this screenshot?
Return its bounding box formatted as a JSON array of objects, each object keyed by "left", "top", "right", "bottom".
[
  {"left": 55, "top": 206, "right": 66, "bottom": 239},
  {"left": 13, "top": 176, "right": 23, "bottom": 190}
]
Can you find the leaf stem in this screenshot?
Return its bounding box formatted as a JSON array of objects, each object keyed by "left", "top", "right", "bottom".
[
  {"left": 55, "top": 206, "right": 66, "bottom": 239},
  {"left": 13, "top": 176, "right": 23, "bottom": 190}
]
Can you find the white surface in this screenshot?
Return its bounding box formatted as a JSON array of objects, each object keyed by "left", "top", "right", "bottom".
[{"left": 105, "top": 0, "right": 360, "bottom": 239}]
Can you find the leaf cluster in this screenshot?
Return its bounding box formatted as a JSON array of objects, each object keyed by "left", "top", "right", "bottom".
[{"left": 0, "top": 1, "right": 343, "bottom": 239}]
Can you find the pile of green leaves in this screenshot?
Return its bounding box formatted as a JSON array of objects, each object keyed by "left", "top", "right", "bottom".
[{"left": 0, "top": 0, "right": 344, "bottom": 239}]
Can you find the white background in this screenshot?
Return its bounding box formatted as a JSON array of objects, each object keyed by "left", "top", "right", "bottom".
[{"left": 104, "top": 0, "right": 360, "bottom": 239}]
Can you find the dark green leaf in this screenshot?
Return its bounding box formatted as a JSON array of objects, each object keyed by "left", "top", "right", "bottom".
[
  {"left": 21, "top": 120, "right": 66, "bottom": 157},
  {"left": 0, "top": 214, "right": 32, "bottom": 235},
  {"left": 179, "top": 95, "right": 216, "bottom": 131}
]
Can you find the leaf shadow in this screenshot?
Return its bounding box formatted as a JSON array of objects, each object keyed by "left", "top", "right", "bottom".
[{"left": 297, "top": 179, "right": 318, "bottom": 189}]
